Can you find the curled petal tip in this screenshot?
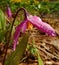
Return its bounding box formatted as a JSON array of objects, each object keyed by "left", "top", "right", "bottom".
[{"left": 51, "top": 32, "right": 56, "bottom": 36}]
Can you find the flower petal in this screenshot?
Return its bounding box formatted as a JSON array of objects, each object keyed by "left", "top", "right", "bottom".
[
  {"left": 13, "top": 19, "right": 27, "bottom": 50},
  {"left": 27, "top": 15, "right": 56, "bottom": 36},
  {"left": 21, "top": 21, "right": 27, "bottom": 33}
]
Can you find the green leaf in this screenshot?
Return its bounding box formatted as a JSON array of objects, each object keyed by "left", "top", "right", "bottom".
[
  {"left": 0, "top": 9, "right": 6, "bottom": 30},
  {"left": 0, "top": 30, "right": 5, "bottom": 42},
  {"left": 28, "top": 44, "right": 44, "bottom": 65},
  {"left": 37, "top": 53, "right": 44, "bottom": 65},
  {"left": 4, "top": 34, "right": 29, "bottom": 65},
  {"left": 34, "top": 47, "right": 44, "bottom": 65}
]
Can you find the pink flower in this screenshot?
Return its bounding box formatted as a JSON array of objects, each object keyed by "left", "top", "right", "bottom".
[
  {"left": 13, "top": 15, "right": 56, "bottom": 51},
  {"left": 7, "top": 7, "right": 12, "bottom": 17}
]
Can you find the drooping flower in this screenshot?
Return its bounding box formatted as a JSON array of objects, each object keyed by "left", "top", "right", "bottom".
[
  {"left": 7, "top": 7, "right": 12, "bottom": 18},
  {"left": 27, "top": 15, "right": 56, "bottom": 36},
  {"left": 13, "top": 11, "right": 56, "bottom": 51}
]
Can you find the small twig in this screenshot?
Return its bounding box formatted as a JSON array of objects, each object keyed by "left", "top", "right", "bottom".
[
  {"left": 37, "top": 46, "right": 59, "bottom": 60},
  {"left": 27, "top": 59, "right": 38, "bottom": 63},
  {"left": 45, "top": 61, "right": 59, "bottom": 65},
  {"left": 28, "top": 43, "right": 59, "bottom": 60},
  {"left": 40, "top": 43, "right": 59, "bottom": 58},
  {"left": 20, "top": 56, "right": 28, "bottom": 63}
]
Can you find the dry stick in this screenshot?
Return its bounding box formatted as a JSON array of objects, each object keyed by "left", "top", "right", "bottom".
[
  {"left": 37, "top": 47, "right": 59, "bottom": 65},
  {"left": 40, "top": 43, "right": 59, "bottom": 58},
  {"left": 45, "top": 61, "right": 59, "bottom": 65},
  {"left": 28, "top": 43, "right": 59, "bottom": 65},
  {"left": 41, "top": 43, "right": 59, "bottom": 58},
  {"left": 45, "top": 42, "right": 59, "bottom": 52},
  {"left": 20, "top": 56, "right": 28, "bottom": 63},
  {"left": 37, "top": 46, "right": 59, "bottom": 60},
  {"left": 2, "top": 8, "right": 27, "bottom": 65},
  {"left": 29, "top": 43, "right": 59, "bottom": 60},
  {"left": 39, "top": 45, "right": 59, "bottom": 65}
]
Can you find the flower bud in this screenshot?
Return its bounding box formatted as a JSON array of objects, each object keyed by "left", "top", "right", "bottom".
[{"left": 7, "top": 7, "right": 12, "bottom": 18}]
